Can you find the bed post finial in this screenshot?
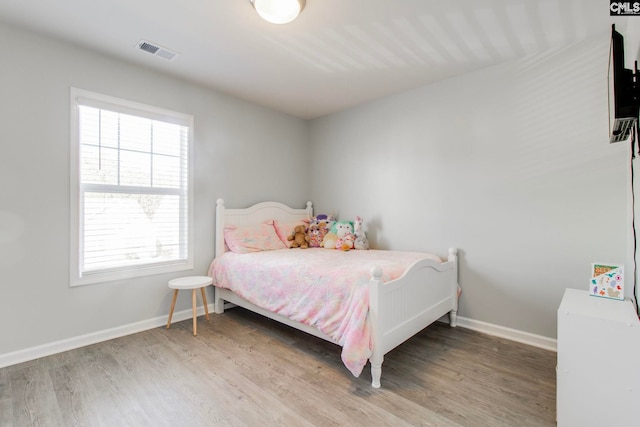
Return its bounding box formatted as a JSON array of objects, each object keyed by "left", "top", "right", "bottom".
[
  {"left": 370, "top": 265, "right": 383, "bottom": 280},
  {"left": 217, "top": 198, "right": 225, "bottom": 208},
  {"left": 448, "top": 248, "right": 457, "bottom": 262},
  {"left": 306, "top": 201, "right": 313, "bottom": 217}
]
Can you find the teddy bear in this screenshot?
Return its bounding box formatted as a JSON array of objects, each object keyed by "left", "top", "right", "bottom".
[
  {"left": 353, "top": 215, "right": 370, "bottom": 250},
  {"left": 288, "top": 224, "right": 309, "bottom": 249}
]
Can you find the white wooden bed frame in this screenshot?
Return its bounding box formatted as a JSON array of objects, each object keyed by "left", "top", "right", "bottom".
[{"left": 212, "top": 199, "right": 459, "bottom": 388}]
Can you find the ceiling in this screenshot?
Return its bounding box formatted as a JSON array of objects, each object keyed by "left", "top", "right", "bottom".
[{"left": 0, "top": 0, "right": 634, "bottom": 119}]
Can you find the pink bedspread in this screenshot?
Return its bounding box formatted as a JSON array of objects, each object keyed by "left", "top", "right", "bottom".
[{"left": 208, "top": 248, "right": 441, "bottom": 377}]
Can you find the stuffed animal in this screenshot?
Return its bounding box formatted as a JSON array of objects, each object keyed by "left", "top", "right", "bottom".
[
  {"left": 288, "top": 224, "right": 309, "bottom": 249},
  {"left": 323, "top": 221, "right": 353, "bottom": 249},
  {"left": 308, "top": 214, "right": 334, "bottom": 248},
  {"left": 353, "top": 216, "right": 370, "bottom": 250},
  {"left": 336, "top": 232, "right": 355, "bottom": 251}
]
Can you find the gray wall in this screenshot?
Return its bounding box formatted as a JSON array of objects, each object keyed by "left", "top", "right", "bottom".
[
  {"left": 0, "top": 19, "right": 633, "bottom": 359},
  {"left": 0, "top": 23, "right": 310, "bottom": 355},
  {"left": 309, "top": 33, "right": 628, "bottom": 339}
]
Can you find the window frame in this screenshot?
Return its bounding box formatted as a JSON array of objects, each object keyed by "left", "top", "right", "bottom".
[{"left": 69, "top": 87, "right": 194, "bottom": 286}]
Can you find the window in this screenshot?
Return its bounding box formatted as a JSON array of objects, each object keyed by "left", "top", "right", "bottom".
[{"left": 70, "top": 88, "right": 193, "bottom": 286}]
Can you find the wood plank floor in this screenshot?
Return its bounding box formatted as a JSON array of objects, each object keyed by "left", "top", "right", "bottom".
[{"left": 1, "top": 308, "right": 556, "bottom": 426}]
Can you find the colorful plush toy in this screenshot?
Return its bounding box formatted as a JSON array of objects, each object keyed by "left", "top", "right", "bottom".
[
  {"left": 353, "top": 216, "right": 370, "bottom": 250},
  {"left": 288, "top": 224, "right": 309, "bottom": 249},
  {"left": 336, "top": 232, "right": 355, "bottom": 251},
  {"left": 308, "top": 214, "right": 334, "bottom": 248},
  {"left": 323, "top": 220, "right": 353, "bottom": 249}
]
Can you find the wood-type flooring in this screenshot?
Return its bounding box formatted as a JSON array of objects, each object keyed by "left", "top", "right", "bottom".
[{"left": 0, "top": 308, "right": 556, "bottom": 426}]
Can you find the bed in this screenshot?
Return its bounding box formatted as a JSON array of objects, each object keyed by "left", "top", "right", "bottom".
[{"left": 208, "top": 199, "right": 460, "bottom": 388}]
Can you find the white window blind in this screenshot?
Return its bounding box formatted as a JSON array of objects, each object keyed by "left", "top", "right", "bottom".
[{"left": 70, "top": 88, "right": 193, "bottom": 285}]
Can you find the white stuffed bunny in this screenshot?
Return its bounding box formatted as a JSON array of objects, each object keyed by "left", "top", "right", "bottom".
[{"left": 353, "top": 216, "right": 370, "bottom": 250}]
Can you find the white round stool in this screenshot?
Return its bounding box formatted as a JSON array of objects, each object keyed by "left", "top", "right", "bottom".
[{"left": 166, "top": 276, "right": 212, "bottom": 336}]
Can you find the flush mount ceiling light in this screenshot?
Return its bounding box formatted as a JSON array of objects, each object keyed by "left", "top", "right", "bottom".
[{"left": 250, "top": 0, "right": 306, "bottom": 24}]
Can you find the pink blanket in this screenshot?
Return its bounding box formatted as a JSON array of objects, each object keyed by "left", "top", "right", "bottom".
[{"left": 208, "top": 249, "right": 441, "bottom": 377}]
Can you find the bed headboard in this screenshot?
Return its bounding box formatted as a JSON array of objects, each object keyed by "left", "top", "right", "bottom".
[{"left": 215, "top": 198, "right": 313, "bottom": 257}]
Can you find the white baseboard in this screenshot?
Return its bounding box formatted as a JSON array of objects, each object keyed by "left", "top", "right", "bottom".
[
  {"left": 452, "top": 315, "right": 557, "bottom": 352},
  {"left": 0, "top": 308, "right": 557, "bottom": 369},
  {"left": 0, "top": 304, "right": 214, "bottom": 369}
]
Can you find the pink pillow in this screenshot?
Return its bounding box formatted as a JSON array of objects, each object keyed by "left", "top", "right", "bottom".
[
  {"left": 273, "top": 219, "right": 308, "bottom": 248},
  {"left": 224, "top": 222, "right": 287, "bottom": 253}
]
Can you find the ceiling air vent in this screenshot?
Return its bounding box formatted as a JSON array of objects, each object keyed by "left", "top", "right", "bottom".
[{"left": 136, "top": 40, "right": 178, "bottom": 61}]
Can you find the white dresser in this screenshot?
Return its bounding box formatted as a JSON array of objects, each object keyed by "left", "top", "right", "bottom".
[{"left": 557, "top": 288, "right": 640, "bottom": 426}]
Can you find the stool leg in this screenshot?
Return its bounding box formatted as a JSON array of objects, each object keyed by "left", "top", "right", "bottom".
[
  {"left": 167, "top": 289, "right": 179, "bottom": 329},
  {"left": 192, "top": 289, "right": 197, "bottom": 336},
  {"left": 201, "top": 287, "right": 210, "bottom": 320}
]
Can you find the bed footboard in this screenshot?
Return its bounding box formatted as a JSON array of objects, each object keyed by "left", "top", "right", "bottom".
[{"left": 368, "top": 248, "right": 459, "bottom": 388}]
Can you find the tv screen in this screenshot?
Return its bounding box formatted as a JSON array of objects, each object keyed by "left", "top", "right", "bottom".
[{"left": 608, "top": 24, "right": 639, "bottom": 144}]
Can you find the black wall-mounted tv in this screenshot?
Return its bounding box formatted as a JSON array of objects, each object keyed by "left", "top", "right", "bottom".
[{"left": 609, "top": 24, "right": 639, "bottom": 144}]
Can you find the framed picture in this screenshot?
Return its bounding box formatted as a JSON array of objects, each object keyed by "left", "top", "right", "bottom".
[{"left": 590, "top": 263, "right": 624, "bottom": 300}]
